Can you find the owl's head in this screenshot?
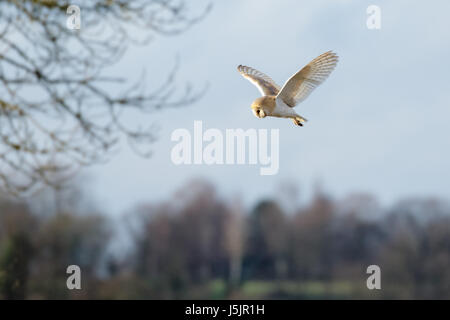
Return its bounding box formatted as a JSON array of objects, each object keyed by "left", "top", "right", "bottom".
[{"left": 251, "top": 96, "right": 272, "bottom": 118}]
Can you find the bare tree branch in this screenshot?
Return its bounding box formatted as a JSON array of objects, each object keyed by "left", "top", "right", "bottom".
[{"left": 0, "top": 0, "right": 210, "bottom": 195}]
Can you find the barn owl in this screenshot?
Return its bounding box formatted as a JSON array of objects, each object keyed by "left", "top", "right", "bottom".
[{"left": 238, "top": 51, "right": 338, "bottom": 126}]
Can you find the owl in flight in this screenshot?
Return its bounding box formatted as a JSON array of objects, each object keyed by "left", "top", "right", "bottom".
[{"left": 238, "top": 51, "right": 338, "bottom": 126}]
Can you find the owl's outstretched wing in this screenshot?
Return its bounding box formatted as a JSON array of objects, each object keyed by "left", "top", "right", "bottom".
[
  {"left": 237, "top": 65, "right": 281, "bottom": 96},
  {"left": 277, "top": 51, "right": 338, "bottom": 107}
]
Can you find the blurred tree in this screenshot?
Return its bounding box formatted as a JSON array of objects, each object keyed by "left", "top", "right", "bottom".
[
  {"left": 380, "top": 199, "right": 450, "bottom": 299},
  {"left": 223, "top": 200, "right": 244, "bottom": 287},
  {"left": 128, "top": 180, "right": 234, "bottom": 298},
  {"left": 0, "top": 232, "right": 33, "bottom": 299},
  {"left": 329, "top": 194, "right": 386, "bottom": 279},
  {"left": 0, "top": 0, "right": 210, "bottom": 194},
  {"left": 289, "top": 193, "right": 335, "bottom": 280},
  {"left": 0, "top": 200, "right": 36, "bottom": 299},
  {"left": 132, "top": 207, "right": 191, "bottom": 299},
  {"left": 245, "top": 200, "right": 288, "bottom": 280},
  {"left": 30, "top": 212, "right": 111, "bottom": 299}
]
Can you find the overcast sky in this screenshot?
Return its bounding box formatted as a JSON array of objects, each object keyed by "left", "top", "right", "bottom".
[{"left": 84, "top": 0, "right": 450, "bottom": 215}]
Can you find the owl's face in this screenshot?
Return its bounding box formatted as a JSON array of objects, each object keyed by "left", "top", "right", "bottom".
[
  {"left": 252, "top": 107, "right": 266, "bottom": 118},
  {"left": 251, "top": 97, "right": 267, "bottom": 118}
]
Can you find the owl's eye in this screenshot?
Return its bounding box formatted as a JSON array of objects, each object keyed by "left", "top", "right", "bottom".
[{"left": 256, "top": 110, "right": 261, "bottom": 116}]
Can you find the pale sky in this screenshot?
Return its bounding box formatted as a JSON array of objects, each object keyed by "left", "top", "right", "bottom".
[{"left": 84, "top": 0, "right": 450, "bottom": 215}]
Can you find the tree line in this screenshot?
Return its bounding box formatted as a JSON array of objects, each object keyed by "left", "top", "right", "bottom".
[{"left": 0, "top": 179, "right": 449, "bottom": 299}]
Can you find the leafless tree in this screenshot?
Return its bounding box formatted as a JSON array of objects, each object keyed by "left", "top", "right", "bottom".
[{"left": 0, "top": 0, "right": 210, "bottom": 194}]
